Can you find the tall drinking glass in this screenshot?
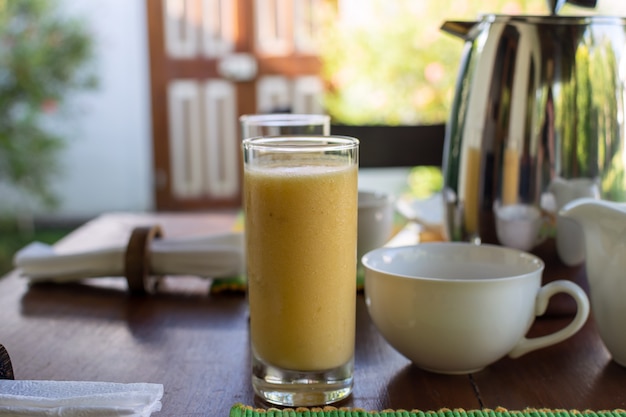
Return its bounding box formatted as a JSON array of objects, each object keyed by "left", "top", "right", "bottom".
[
  {"left": 242, "top": 135, "right": 359, "bottom": 407},
  {"left": 240, "top": 114, "right": 330, "bottom": 139}
]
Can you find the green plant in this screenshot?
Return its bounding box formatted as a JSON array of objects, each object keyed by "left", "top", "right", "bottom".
[{"left": 0, "top": 0, "right": 96, "bottom": 209}]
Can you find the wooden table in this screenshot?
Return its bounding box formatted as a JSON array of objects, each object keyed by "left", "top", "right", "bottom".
[{"left": 1, "top": 212, "right": 625, "bottom": 416}]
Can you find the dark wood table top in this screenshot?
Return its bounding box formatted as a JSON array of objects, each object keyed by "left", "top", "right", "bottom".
[{"left": 1, "top": 212, "right": 625, "bottom": 416}]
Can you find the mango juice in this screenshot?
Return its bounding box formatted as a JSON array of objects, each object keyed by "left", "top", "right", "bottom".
[{"left": 244, "top": 160, "right": 357, "bottom": 372}]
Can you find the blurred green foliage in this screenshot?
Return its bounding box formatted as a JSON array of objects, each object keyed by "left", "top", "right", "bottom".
[
  {"left": 0, "top": 0, "right": 96, "bottom": 208},
  {"left": 318, "top": 0, "right": 554, "bottom": 125},
  {"left": 407, "top": 166, "right": 444, "bottom": 198}
]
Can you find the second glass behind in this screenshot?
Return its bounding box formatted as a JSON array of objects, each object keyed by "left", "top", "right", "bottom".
[
  {"left": 242, "top": 135, "right": 359, "bottom": 407},
  {"left": 240, "top": 114, "right": 330, "bottom": 139}
]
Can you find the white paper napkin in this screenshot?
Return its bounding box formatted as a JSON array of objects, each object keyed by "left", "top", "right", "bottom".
[
  {"left": 0, "top": 380, "right": 163, "bottom": 416},
  {"left": 13, "top": 232, "right": 245, "bottom": 283}
]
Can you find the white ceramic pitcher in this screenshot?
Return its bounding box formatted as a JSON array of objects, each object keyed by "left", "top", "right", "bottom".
[
  {"left": 560, "top": 198, "right": 626, "bottom": 366},
  {"left": 549, "top": 178, "right": 601, "bottom": 266}
]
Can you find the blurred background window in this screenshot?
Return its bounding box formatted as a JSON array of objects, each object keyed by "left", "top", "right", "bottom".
[{"left": 317, "top": 0, "right": 626, "bottom": 126}]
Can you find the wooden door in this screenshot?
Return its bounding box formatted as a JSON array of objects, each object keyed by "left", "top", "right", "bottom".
[{"left": 146, "top": 0, "right": 326, "bottom": 210}]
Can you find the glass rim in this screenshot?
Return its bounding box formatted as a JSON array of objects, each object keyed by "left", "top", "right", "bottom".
[
  {"left": 239, "top": 113, "right": 330, "bottom": 127},
  {"left": 242, "top": 135, "right": 359, "bottom": 152}
]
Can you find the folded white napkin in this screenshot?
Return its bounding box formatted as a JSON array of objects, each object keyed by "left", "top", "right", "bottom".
[
  {"left": 13, "top": 232, "right": 245, "bottom": 283},
  {"left": 0, "top": 380, "right": 163, "bottom": 416}
]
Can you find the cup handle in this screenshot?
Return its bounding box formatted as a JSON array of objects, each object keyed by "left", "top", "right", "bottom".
[{"left": 508, "top": 280, "right": 590, "bottom": 358}]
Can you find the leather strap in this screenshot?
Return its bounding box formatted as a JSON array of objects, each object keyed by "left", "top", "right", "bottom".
[{"left": 124, "top": 225, "right": 163, "bottom": 294}]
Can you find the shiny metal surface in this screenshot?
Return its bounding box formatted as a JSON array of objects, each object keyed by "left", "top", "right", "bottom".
[{"left": 441, "top": 15, "right": 626, "bottom": 253}]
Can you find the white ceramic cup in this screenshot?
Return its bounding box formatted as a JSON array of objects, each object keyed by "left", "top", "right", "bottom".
[
  {"left": 362, "top": 242, "right": 590, "bottom": 374},
  {"left": 358, "top": 190, "right": 394, "bottom": 265},
  {"left": 494, "top": 203, "right": 545, "bottom": 251}
]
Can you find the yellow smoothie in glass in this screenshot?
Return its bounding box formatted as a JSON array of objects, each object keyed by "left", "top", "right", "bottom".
[{"left": 244, "top": 159, "right": 357, "bottom": 372}]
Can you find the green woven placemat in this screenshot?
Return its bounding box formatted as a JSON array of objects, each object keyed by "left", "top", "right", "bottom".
[{"left": 230, "top": 404, "right": 626, "bottom": 417}]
